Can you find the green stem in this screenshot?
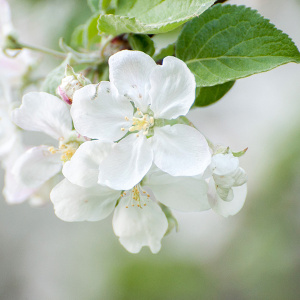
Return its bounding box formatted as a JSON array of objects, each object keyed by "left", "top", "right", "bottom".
[{"left": 19, "top": 42, "right": 67, "bottom": 59}]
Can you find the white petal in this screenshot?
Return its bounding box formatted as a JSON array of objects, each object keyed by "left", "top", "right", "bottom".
[
  {"left": 50, "top": 179, "right": 120, "bottom": 222},
  {"left": 144, "top": 168, "right": 210, "bottom": 212},
  {"left": 12, "top": 145, "right": 62, "bottom": 188},
  {"left": 63, "top": 140, "right": 113, "bottom": 187},
  {"left": 113, "top": 197, "right": 168, "bottom": 253},
  {"left": 151, "top": 124, "right": 211, "bottom": 176},
  {"left": 149, "top": 56, "right": 196, "bottom": 119},
  {"left": 109, "top": 50, "right": 157, "bottom": 111},
  {"left": 3, "top": 168, "right": 36, "bottom": 204},
  {"left": 11, "top": 92, "right": 72, "bottom": 140},
  {"left": 211, "top": 153, "right": 239, "bottom": 176},
  {"left": 98, "top": 134, "right": 153, "bottom": 190},
  {"left": 232, "top": 167, "right": 248, "bottom": 186},
  {"left": 208, "top": 180, "right": 247, "bottom": 217},
  {"left": 71, "top": 82, "right": 133, "bottom": 141}
]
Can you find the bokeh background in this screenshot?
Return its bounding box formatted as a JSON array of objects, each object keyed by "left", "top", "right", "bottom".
[{"left": 1, "top": 0, "right": 300, "bottom": 299}]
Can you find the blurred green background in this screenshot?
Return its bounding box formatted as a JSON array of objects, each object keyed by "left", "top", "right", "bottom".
[{"left": 1, "top": 0, "right": 300, "bottom": 299}]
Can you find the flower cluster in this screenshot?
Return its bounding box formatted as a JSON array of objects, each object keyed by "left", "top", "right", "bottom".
[
  {"left": 1, "top": 49, "right": 248, "bottom": 253},
  {"left": 0, "top": 0, "right": 248, "bottom": 253}
]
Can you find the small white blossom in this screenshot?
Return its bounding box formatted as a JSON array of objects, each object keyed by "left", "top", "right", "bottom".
[
  {"left": 207, "top": 152, "right": 248, "bottom": 217},
  {"left": 0, "top": 0, "right": 33, "bottom": 89},
  {"left": 71, "top": 50, "right": 211, "bottom": 190},
  {"left": 56, "top": 65, "right": 90, "bottom": 105},
  {"left": 11, "top": 92, "right": 85, "bottom": 188}
]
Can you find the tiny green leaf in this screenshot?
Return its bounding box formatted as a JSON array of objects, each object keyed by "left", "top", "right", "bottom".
[
  {"left": 232, "top": 147, "right": 248, "bottom": 157},
  {"left": 128, "top": 34, "right": 155, "bottom": 56},
  {"left": 99, "top": 0, "right": 112, "bottom": 12},
  {"left": 176, "top": 4, "right": 300, "bottom": 86},
  {"left": 71, "top": 15, "right": 101, "bottom": 50},
  {"left": 98, "top": 0, "right": 214, "bottom": 35},
  {"left": 194, "top": 81, "right": 235, "bottom": 107},
  {"left": 87, "top": 0, "right": 99, "bottom": 12},
  {"left": 42, "top": 54, "right": 72, "bottom": 95}
]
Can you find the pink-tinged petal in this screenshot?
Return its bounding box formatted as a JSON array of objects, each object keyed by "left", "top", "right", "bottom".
[
  {"left": 12, "top": 145, "right": 62, "bottom": 188},
  {"left": 98, "top": 134, "right": 153, "bottom": 190},
  {"left": 144, "top": 168, "right": 210, "bottom": 212},
  {"left": 51, "top": 179, "right": 120, "bottom": 222},
  {"left": 113, "top": 197, "right": 168, "bottom": 254},
  {"left": 151, "top": 124, "right": 211, "bottom": 176},
  {"left": 11, "top": 92, "right": 72, "bottom": 140},
  {"left": 208, "top": 180, "right": 247, "bottom": 217},
  {"left": 63, "top": 140, "right": 113, "bottom": 188},
  {"left": 109, "top": 50, "right": 157, "bottom": 111},
  {"left": 3, "top": 168, "right": 36, "bottom": 204},
  {"left": 149, "top": 56, "right": 196, "bottom": 119},
  {"left": 71, "top": 82, "right": 133, "bottom": 141}
]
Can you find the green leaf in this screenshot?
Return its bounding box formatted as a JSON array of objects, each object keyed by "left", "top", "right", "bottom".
[
  {"left": 98, "top": 0, "right": 214, "bottom": 35},
  {"left": 71, "top": 25, "right": 85, "bottom": 49},
  {"left": 194, "top": 81, "right": 235, "bottom": 107},
  {"left": 71, "top": 15, "right": 101, "bottom": 50},
  {"left": 128, "top": 34, "right": 155, "bottom": 56},
  {"left": 87, "top": 0, "right": 99, "bottom": 12},
  {"left": 99, "top": 0, "right": 112, "bottom": 12},
  {"left": 176, "top": 4, "right": 300, "bottom": 86},
  {"left": 84, "top": 15, "right": 102, "bottom": 49},
  {"left": 42, "top": 54, "right": 72, "bottom": 95}
]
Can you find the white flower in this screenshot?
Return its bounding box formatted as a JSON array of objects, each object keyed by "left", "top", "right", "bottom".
[
  {"left": 71, "top": 50, "right": 211, "bottom": 190},
  {"left": 0, "top": 0, "right": 33, "bottom": 88},
  {"left": 207, "top": 152, "right": 248, "bottom": 217},
  {"left": 0, "top": 102, "right": 20, "bottom": 162},
  {"left": 11, "top": 92, "right": 85, "bottom": 188},
  {"left": 50, "top": 140, "right": 210, "bottom": 253}
]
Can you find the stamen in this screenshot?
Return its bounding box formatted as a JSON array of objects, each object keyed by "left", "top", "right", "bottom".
[{"left": 123, "top": 185, "right": 150, "bottom": 208}]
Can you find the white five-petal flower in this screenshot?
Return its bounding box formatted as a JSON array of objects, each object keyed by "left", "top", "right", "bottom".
[
  {"left": 207, "top": 152, "right": 248, "bottom": 217},
  {"left": 71, "top": 50, "right": 211, "bottom": 190},
  {"left": 11, "top": 92, "right": 85, "bottom": 189},
  {"left": 50, "top": 140, "right": 210, "bottom": 253}
]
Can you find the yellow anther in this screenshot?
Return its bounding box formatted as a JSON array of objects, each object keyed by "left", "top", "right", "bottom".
[
  {"left": 121, "top": 128, "right": 125, "bottom": 131},
  {"left": 125, "top": 116, "right": 129, "bottom": 121},
  {"left": 48, "top": 146, "right": 57, "bottom": 154}
]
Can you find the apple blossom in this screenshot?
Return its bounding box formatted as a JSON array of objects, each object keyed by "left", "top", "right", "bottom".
[
  {"left": 56, "top": 65, "right": 91, "bottom": 105},
  {"left": 71, "top": 50, "right": 211, "bottom": 190},
  {"left": 51, "top": 140, "right": 210, "bottom": 253},
  {"left": 11, "top": 92, "right": 85, "bottom": 189}
]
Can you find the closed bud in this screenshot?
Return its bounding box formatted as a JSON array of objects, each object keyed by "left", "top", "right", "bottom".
[{"left": 56, "top": 65, "right": 90, "bottom": 105}]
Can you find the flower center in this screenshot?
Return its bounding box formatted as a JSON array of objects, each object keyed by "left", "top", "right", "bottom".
[
  {"left": 48, "top": 130, "right": 88, "bottom": 163},
  {"left": 48, "top": 141, "right": 81, "bottom": 162},
  {"left": 122, "top": 108, "right": 154, "bottom": 136},
  {"left": 121, "top": 184, "right": 150, "bottom": 208}
]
